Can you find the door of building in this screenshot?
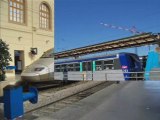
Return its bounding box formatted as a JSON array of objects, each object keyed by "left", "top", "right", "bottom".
[{"left": 14, "top": 50, "right": 24, "bottom": 74}]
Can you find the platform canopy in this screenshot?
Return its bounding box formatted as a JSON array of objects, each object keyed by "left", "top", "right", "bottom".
[{"left": 55, "top": 33, "right": 160, "bottom": 59}]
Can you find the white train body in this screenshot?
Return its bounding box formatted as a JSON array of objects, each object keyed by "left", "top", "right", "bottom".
[{"left": 21, "top": 49, "right": 54, "bottom": 82}]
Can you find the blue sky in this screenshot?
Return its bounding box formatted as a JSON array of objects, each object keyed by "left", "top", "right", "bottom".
[{"left": 55, "top": 0, "right": 160, "bottom": 55}]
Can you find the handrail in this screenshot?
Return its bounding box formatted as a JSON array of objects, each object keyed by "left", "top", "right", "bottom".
[{"left": 54, "top": 71, "right": 160, "bottom": 81}]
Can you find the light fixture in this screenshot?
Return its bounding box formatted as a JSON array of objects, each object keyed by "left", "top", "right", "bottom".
[{"left": 30, "top": 48, "right": 38, "bottom": 55}]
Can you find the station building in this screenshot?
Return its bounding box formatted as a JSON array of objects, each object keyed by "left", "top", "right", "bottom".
[{"left": 0, "top": 0, "right": 54, "bottom": 77}]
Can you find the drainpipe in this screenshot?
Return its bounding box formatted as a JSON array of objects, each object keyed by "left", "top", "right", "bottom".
[
  {"left": 32, "top": 0, "right": 34, "bottom": 48},
  {"left": 0, "top": 0, "right": 2, "bottom": 39}
]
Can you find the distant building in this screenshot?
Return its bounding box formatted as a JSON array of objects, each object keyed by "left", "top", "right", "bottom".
[{"left": 0, "top": 0, "right": 54, "bottom": 77}]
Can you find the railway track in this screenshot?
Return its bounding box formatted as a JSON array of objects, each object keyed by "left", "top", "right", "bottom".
[
  {"left": 25, "top": 81, "right": 114, "bottom": 118},
  {"left": 34, "top": 81, "right": 78, "bottom": 90},
  {"left": 38, "top": 81, "right": 88, "bottom": 93},
  {"left": 23, "top": 80, "right": 80, "bottom": 91}
]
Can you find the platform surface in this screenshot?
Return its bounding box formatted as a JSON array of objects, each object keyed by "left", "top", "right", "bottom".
[{"left": 21, "top": 81, "right": 160, "bottom": 120}]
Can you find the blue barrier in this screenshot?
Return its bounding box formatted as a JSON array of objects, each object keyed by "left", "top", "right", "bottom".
[
  {"left": 0, "top": 85, "right": 38, "bottom": 120},
  {"left": 5, "top": 66, "right": 16, "bottom": 70},
  {"left": 23, "top": 87, "right": 38, "bottom": 104},
  {"left": 145, "top": 51, "right": 160, "bottom": 80}
]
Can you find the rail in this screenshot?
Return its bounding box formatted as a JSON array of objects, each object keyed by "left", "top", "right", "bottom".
[
  {"left": 54, "top": 71, "right": 160, "bottom": 81},
  {"left": 106, "top": 71, "right": 160, "bottom": 81}
]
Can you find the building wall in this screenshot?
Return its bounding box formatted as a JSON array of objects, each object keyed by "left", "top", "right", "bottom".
[{"left": 0, "top": 0, "right": 54, "bottom": 76}]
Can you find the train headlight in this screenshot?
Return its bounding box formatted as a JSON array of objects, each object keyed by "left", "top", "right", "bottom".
[{"left": 34, "top": 67, "right": 45, "bottom": 71}]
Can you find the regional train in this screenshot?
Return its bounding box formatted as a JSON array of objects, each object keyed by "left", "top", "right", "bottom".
[
  {"left": 21, "top": 48, "right": 143, "bottom": 82},
  {"left": 54, "top": 53, "right": 143, "bottom": 81}
]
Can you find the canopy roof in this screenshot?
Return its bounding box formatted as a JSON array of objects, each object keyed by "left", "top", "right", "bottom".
[{"left": 55, "top": 33, "right": 160, "bottom": 59}]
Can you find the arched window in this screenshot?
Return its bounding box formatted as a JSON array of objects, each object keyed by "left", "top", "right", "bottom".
[
  {"left": 9, "top": 0, "right": 26, "bottom": 24},
  {"left": 40, "top": 3, "right": 51, "bottom": 30}
]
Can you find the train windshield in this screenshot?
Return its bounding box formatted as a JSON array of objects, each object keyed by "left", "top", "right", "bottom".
[
  {"left": 41, "top": 49, "right": 54, "bottom": 58},
  {"left": 129, "top": 54, "right": 140, "bottom": 62},
  {"left": 128, "top": 54, "right": 142, "bottom": 71}
]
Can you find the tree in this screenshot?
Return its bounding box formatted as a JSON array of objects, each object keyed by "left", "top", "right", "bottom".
[{"left": 0, "top": 39, "right": 12, "bottom": 81}]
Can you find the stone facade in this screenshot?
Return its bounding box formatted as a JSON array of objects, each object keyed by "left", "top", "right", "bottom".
[{"left": 0, "top": 0, "right": 54, "bottom": 76}]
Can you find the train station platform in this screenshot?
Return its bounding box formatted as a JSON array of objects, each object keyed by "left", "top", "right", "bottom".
[{"left": 23, "top": 81, "right": 160, "bottom": 120}]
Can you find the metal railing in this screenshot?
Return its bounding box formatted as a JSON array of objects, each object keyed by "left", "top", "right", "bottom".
[
  {"left": 105, "top": 71, "right": 160, "bottom": 81},
  {"left": 54, "top": 71, "right": 160, "bottom": 81}
]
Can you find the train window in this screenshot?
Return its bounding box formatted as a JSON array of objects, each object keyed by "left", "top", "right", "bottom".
[
  {"left": 95, "top": 61, "right": 103, "bottom": 71},
  {"left": 57, "top": 69, "right": 61, "bottom": 72},
  {"left": 129, "top": 56, "right": 137, "bottom": 68},
  {"left": 67, "top": 64, "right": 74, "bottom": 71},
  {"left": 88, "top": 62, "right": 92, "bottom": 71},
  {"left": 96, "top": 61, "right": 102, "bottom": 65},
  {"left": 69, "top": 64, "right": 73, "bottom": 67},
  {"left": 61, "top": 64, "right": 67, "bottom": 69},
  {"left": 74, "top": 63, "right": 80, "bottom": 67},
  {"left": 82, "top": 62, "right": 87, "bottom": 71},
  {"left": 104, "top": 65, "right": 114, "bottom": 70},
  {"left": 75, "top": 68, "right": 80, "bottom": 71},
  {"left": 55, "top": 65, "right": 60, "bottom": 68},
  {"left": 82, "top": 62, "right": 92, "bottom": 71},
  {"left": 103, "top": 60, "right": 114, "bottom": 70},
  {"left": 114, "top": 59, "right": 121, "bottom": 70},
  {"left": 104, "top": 60, "right": 113, "bottom": 64},
  {"left": 61, "top": 64, "right": 67, "bottom": 72},
  {"left": 74, "top": 63, "right": 80, "bottom": 71},
  {"left": 55, "top": 65, "right": 61, "bottom": 72}
]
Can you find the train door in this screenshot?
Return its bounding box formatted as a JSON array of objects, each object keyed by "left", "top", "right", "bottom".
[
  {"left": 82, "top": 62, "right": 92, "bottom": 80},
  {"left": 14, "top": 50, "right": 24, "bottom": 74}
]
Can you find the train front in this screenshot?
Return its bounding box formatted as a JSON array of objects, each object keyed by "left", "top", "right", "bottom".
[
  {"left": 119, "top": 53, "right": 142, "bottom": 80},
  {"left": 21, "top": 49, "right": 54, "bottom": 83}
]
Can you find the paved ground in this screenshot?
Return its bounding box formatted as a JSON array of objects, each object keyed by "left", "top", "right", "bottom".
[{"left": 21, "top": 81, "right": 160, "bottom": 120}]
